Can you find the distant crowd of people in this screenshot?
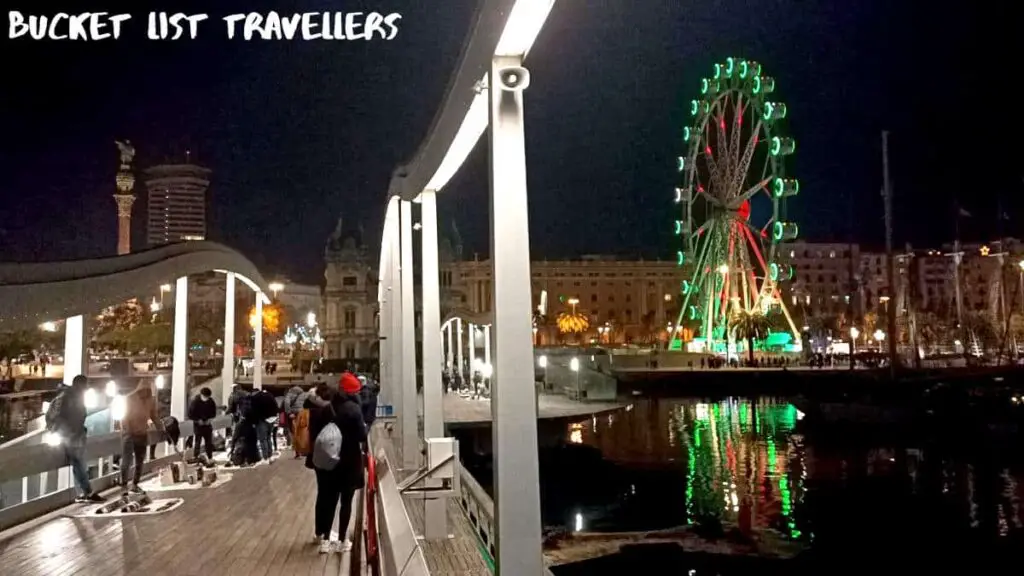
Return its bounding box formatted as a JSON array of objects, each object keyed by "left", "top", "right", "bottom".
[{"left": 44, "top": 369, "right": 383, "bottom": 556}]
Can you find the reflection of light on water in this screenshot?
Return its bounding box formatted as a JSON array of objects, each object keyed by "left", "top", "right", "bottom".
[
  {"left": 569, "top": 423, "right": 583, "bottom": 444},
  {"left": 696, "top": 403, "right": 709, "bottom": 421},
  {"left": 574, "top": 512, "right": 584, "bottom": 532}
]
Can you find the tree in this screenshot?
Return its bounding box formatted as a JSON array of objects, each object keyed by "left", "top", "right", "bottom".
[
  {"left": 95, "top": 323, "right": 173, "bottom": 355},
  {"left": 189, "top": 307, "right": 221, "bottom": 347},
  {"left": 730, "top": 310, "right": 771, "bottom": 364},
  {"left": 92, "top": 300, "right": 145, "bottom": 339},
  {"left": 248, "top": 302, "right": 284, "bottom": 337},
  {"left": 556, "top": 309, "right": 590, "bottom": 344}
]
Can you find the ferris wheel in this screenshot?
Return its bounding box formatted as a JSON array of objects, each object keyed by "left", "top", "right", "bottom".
[{"left": 670, "top": 57, "right": 801, "bottom": 354}]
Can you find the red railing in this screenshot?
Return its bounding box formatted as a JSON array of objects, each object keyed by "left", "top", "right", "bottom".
[{"left": 365, "top": 453, "right": 380, "bottom": 575}]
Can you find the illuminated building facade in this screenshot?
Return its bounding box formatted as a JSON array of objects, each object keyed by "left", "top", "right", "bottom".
[
  {"left": 447, "top": 256, "right": 687, "bottom": 346},
  {"left": 143, "top": 162, "right": 210, "bottom": 246}
]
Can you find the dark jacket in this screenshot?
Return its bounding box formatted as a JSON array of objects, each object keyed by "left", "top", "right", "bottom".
[
  {"left": 188, "top": 395, "right": 217, "bottom": 423},
  {"left": 306, "top": 392, "right": 366, "bottom": 490},
  {"left": 47, "top": 385, "right": 87, "bottom": 444},
  {"left": 359, "top": 377, "right": 380, "bottom": 429}
]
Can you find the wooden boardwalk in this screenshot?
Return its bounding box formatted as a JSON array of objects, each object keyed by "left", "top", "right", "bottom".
[
  {"left": 0, "top": 456, "right": 364, "bottom": 576},
  {"left": 373, "top": 425, "right": 491, "bottom": 575}
]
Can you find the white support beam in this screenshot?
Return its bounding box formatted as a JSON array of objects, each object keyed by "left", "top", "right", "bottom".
[
  {"left": 386, "top": 197, "right": 405, "bottom": 455},
  {"left": 445, "top": 321, "right": 454, "bottom": 372},
  {"left": 62, "top": 315, "right": 85, "bottom": 385},
  {"left": 468, "top": 323, "right": 476, "bottom": 383},
  {"left": 456, "top": 319, "right": 464, "bottom": 385},
  {"left": 171, "top": 276, "right": 189, "bottom": 421},
  {"left": 254, "top": 292, "right": 264, "bottom": 390},
  {"left": 488, "top": 55, "right": 543, "bottom": 574},
  {"left": 222, "top": 273, "right": 236, "bottom": 407},
  {"left": 419, "top": 189, "right": 448, "bottom": 539},
  {"left": 420, "top": 190, "right": 444, "bottom": 439},
  {"left": 399, "top": 199, "right": 419, "bottom": 470},
  {"left": 483, "top": 324, "right": 492, "bottom": 388}
]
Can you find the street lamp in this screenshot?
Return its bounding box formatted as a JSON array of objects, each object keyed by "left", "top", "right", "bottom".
[
  {"left": 269, "top": 282, "right": 285, "bottom": 299},
  {"left": 150, "top": 298, "right": 161, "bottom": 313},
  {"left": 39, "top": 321, "right": 57, "bottom": 332},
  {"left": 849, "top": 326, "right": 860, "bottom": 369},
  {"left": 159, "top": 283, "right": 172, "bottom": 308},
  {"left": 569, "top": 356, "right": 581, "bottom": 399},
  {"left": 306, "top": 311, "right": 317, "bottom": 328},
  {"left": 567, "top": 297, "right": 579, "bottom": 315},
  {"left": 873, "top": 329, "right": 885, "bottom": 343}
]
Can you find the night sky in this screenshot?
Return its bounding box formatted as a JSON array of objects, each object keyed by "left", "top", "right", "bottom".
[{"left": 1, "top": 1, "right": 1018, "bottom": 284}]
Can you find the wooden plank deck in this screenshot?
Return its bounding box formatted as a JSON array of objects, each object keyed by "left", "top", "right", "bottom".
[
  {"left": 373, "top": 425, "right": 491, "bottom": 575},
  {"left": 0, "top": 455, "right": 364, "bottom": 576}
]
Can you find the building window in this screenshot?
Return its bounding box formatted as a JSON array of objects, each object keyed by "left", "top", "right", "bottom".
[
  {"left": 343, "top": 276, "right": 357, "bottom": 286},
  {"left": 345, "top": 344, "right": 356, "bottom": 359},
  {"left": 344, "top": 307, "right": 357, "bottom": 330}
]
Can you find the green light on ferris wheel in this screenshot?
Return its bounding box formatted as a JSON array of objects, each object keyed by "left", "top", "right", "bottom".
[
  {"left": 725, "top": 57, "right": 735, "bottom": 77},
  {"left": 682, "top": 280, "right": 692, "bottom": 294},
  {"left": 763, "top": 102, "right": 775, "bottom": 121},
  {"left": 683, "top": 126, "right": 691, "bottom": 141},
  {"left": 677, "top": 251, "right": 685, "bottom": 266},
  {"left": 690, "top": 100, "right": 699, "bottom": 116},
  {"left": 771, "top": 137, "right": 781, "bottom": 155},
  {"left": 674, "top": 220, "right": 683, "bottom": 235},
  {"left": 714, "top": 63, "right": 722, "bottom": 79},
  {"left": 739, "top": 60, "right": 749, "bottom": 78},
  {"left": 677, "top": 157, "right": 686, "bottom": 172},
  {"left": 701, "top": 78, "right": 709, "bottom": 95},
  {"left": 770, "top": 262, "right": 779, "bottom": 281},
  {"left": 753, "top": 76, "right": 762, "bottom": 94}
]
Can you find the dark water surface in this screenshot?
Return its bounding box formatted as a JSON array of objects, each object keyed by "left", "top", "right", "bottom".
[{"left": 462, "top": 396, "right": 1024, "bottom": 573}]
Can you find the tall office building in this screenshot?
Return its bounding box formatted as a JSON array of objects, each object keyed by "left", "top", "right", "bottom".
[{"left": 143, "top": 162, "right": 211, "bottom": 246}]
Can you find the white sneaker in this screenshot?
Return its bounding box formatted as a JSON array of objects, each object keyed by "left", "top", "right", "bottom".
[
  {"left": 334, "top": 540, "right": 352, "bottom": 553},
  {"left": 317, "top": 537, "right": 331, "bottom": 554}
]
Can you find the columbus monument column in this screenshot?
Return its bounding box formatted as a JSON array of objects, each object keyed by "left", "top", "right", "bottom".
[{"left": 113, "top": 140, "right": 136, "bottom": 255}]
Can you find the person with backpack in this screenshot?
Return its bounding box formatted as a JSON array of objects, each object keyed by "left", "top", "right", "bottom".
[
  {"left": 252, "top": 388, "right": 278, "bottom": 460},
  {"left": 188, "top": 387, "right": 217, "bottom": 460},
  {"left": 307, "top": 373, "right": 366, "bottom": 554},
  {"left": 45, "top": 375, "right": 104, "bottom": 503}
]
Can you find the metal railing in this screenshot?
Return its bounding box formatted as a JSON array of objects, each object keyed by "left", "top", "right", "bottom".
[
  {"left": 365, "top": 426, "right": 430, "bottom": 576},
  {"left": 455, "top": 464, "right": 557, "bottom": 575},
  {"left": 0, "top": 415, "right": 232, "bottom": 531}
]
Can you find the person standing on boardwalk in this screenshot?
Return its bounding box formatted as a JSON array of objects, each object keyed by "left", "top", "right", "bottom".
[
  {"left": 188, "top": 387, "right": 217, "bottom": 460},
  {"left": 307, "top": 373, "right": 366, "bottom": 554},
  {"left": 45, "top": 375, "right": 105, "bottom": 503},
  {"left": 119, "top": 380, "right": 166, "bottom": 494}
]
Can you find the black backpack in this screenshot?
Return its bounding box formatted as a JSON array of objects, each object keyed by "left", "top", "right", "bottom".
[{"left": 253, "top": 390, "right": 278, "bottom": 421}]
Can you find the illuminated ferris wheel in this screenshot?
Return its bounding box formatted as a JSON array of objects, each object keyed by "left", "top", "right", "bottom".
[{"left": 670, "top": 57, "right": 801, "bottom": 354}]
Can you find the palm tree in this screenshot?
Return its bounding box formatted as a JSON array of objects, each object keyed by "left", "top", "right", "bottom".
[
  {"left": 730, "top": 309, "right": 771, "bottom": 364},
  {"left": 556, "top": 310, "right": 590, "bottom": 344}
]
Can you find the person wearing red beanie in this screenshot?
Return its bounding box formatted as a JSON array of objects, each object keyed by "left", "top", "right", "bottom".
[{"left": 339, "top": 372, "right": 362, "bottom": 395}]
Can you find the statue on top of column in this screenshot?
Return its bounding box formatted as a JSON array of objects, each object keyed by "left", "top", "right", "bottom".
[{"left": 115, "top": 140, "right": 135, "bottom": 169}]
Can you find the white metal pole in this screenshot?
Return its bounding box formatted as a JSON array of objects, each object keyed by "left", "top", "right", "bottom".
[
  {"left": 171, "top": 276, "right": 189, "bottom": 421},
  {"left": 483, "top": 324, "right": 492, "bottom": 389},
  {"left": 468, "top": 323, "right": 476, "bottom": 382},
  {"left": 254, "top": 293, "right": 264, "bottom": 390},
  {"left": 488, "top": 55, "right": 543, "bottom": 574},
  {"left": 388, "top": 198, "right": 404, "bottom": 434},
  {"left": 62, "top": 315, "right": 85, "bottom": 385},
  {"left": 445, "top": 321, "right": 454, "bottom": 370},
  {"left": 222, "top": 273, "right": 236, "bottom": 407},
  {"left": 399, "top": 199, "right": 418, "bottom": 469},
  {"left": 419, "top": 189, "right": 447, "bottom": 538},
  {"left": 378, "top": 235, "right": 392, "bottom": 410},
  {"left": 456, "top": 319, "right": 464, "bottom": 385},
  {"left": 421, "top": 190, "right": 444, "bottom": 440}
]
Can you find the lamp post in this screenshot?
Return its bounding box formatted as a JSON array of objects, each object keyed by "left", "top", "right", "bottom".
[
  {"left": 569, "top": 356, "right": 580, "bottom": 399},
  {"left": 160, "top": 283, "right": 171, "bottom": 308},
  {"left": 538, "top": 354, "right": 548, "bottom": 391},
  {"left": 269, "top": 282, "right": 285, "bottom": 300},
  {"left": 850, "top": 326, "right": 860, "bottom": 369}
]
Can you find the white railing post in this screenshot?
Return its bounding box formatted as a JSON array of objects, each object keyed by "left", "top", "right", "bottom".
[
  {"left": 254, "top": 292, "right": 264, "bottom": 390},
  {"left": 222, "top": 272, "right": 236, "bottom": 407},
  {"left": 171, "top": 276, "right": 189, "bottom": 421}
]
